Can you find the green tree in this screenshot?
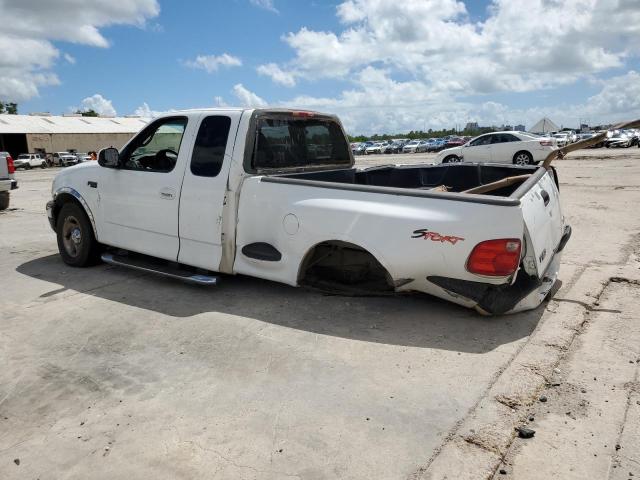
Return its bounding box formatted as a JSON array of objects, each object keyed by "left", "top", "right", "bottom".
[
  {"left": 0, "top": 101, "right": 18, "bottom": 114},
  {"left": 76, "top": 109, "right": 99, "bottom": 117}
]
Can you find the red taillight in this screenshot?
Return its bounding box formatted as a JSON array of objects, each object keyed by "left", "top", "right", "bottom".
[
  {"left": 7, "top": 156, "right": 15, "bottom": 174},
  {"left": 539, "top": 140, "right": 553, "bottom": 147},
  {"left": 292, "top": 111, "right": 315, "bottom": 117},
  {"left": 466, "top": 239, "right": 522, "bottom": 276}
]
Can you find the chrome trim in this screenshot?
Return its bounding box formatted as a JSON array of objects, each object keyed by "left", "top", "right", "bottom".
[
  {"left": 101, "top": 253, "right": 218, "bottom": 286},
  {"left": 52, "top": 187, "right": 98, "bottom": 238}
]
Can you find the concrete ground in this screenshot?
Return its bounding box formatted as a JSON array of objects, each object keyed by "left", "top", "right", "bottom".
[{"left": 0, "top": 148, "right": 638, "bottom": 479}]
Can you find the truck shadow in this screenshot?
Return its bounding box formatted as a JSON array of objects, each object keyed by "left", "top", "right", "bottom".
[{"left": 17, "top": 255, "right": 548, "bottom": 353}]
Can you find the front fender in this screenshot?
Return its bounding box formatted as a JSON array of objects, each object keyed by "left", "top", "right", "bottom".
[{"left": 49, "top": 187, "right": 99, "bottom": 238}]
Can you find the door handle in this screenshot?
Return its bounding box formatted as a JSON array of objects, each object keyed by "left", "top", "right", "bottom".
[
  {"left": 540, "top": 189, "right": 550, "bottom": 206},
  {"left": 159, "top": 188, "right": 175, "bottom": 200}
]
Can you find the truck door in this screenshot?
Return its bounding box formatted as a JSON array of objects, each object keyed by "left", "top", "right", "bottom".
[
  {"left": 177, "top": 112, "right": 240, "bottom": 271},
  {"left": 97, "top": 116, "right": 192, "bottom": 261}
]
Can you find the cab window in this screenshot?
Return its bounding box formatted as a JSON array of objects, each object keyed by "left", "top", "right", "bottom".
[
  {"left": 120, "top": 117, "right": 188, "bottom": 172},
  {"left": 190, "top": 116, "right": 231, "bottom": 177}
]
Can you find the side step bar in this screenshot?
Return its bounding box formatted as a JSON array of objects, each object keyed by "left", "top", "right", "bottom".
[{"left": 101, "top": 253, "right": 218, "bottom": 286}]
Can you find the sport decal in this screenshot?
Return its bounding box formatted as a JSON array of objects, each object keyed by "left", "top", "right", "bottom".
[{"left": 412, "top": 228, "right": 465, "bottom": 245}]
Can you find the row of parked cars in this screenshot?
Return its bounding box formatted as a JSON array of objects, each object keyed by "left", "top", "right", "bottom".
[
  {"left": 11, "top": 151, "right": 96, "bottom": 170},
  {"left": 543, "top": 129, "right": 640, "bottom": 148},
  {"left": 351, "top": 136, "right": 470, "bottom": 155}
]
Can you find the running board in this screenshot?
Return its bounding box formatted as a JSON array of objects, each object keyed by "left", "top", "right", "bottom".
[{"left": 101, "top": 253, "right": 218, "bottom": 286}]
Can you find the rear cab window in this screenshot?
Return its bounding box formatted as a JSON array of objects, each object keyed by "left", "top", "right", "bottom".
[
  {"left": 248, "top": 111, "right": 352, "bottom": 172},
  {"left": 191, "top": 116, "right": 232, "bottom": 177}
]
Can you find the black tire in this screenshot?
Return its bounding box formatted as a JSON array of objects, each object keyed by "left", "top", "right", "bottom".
[
  {"left": 443, "top": 155, "right": 461, "bottom": 163},
  {"left": 0, "top": 191, "right": 9, "bottom": 211},
  {"left": 56, "top": 202, "right": 101, "bottom": 267},
  {"left": 513, "top": 151, "right": 533, "bottom": 165},
  {"left": 26, "top": 163, "right": 32, "bottom": 170},
  {"left": 41, "top": 161, "right": 47, "bottom": 168}
]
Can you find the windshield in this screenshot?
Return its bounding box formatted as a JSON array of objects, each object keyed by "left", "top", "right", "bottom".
[
  {"left": 18, "top": 154, "right": 29, "bottom": 159},
  {"left": 253, "top": 116, "right": 350, "bottom": 170}
]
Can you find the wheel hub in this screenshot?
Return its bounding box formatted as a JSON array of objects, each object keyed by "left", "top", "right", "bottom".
[{"left": 71, "top": 228, "right": 82, "bottom": 244}]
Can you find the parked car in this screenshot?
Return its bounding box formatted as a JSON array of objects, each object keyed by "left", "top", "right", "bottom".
[
  {"left": 444, "top": 137, "right": 466, "bottom": 148},
  {"left": 402, "top": 140, "right": 422, "bottom": 153},
  {"left": 426, "top": 139, "right": 447, "bottom": 152},
  {"left": 76, "top": 153, "right": 92, "bottom": 163},
  {"left": 353, "top": 141, "right": 373, "bottom": 155},
  {"left": 14, "top": 153, "right": 47, "bottom": 169},
  {"left": 365, "top": 142, "right": 384, "bottom": 154},
  {"left": 605, "top": 131, "right": 633, "bottom": 148},
  {"left": 435, "top": 131, "right": 557, "bottom": 165},
  {"left": 383, "top": 140, "right": 406, "bottom": 154},
  {"left": 51, "top": 152, "right": 79, "bottom": 167},
  {"left": 46, "top": 108, "right": 569, "bottom": 315},
  {"left": 60, "top": 153, "right": 79, "bottom": 166},
  {"left": 0, "top": 151, "right": 18, "bottom": 210},
  {"left": 577, "top": 132, "right": 605, "bottom": 148},
  {"left": 551, "top": 133, "right": 570, "bottom": 147}
]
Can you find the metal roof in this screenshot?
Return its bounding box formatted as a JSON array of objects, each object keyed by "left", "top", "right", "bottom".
[{"left": 0, "top": 114, "right": 150, "bottom": 134}]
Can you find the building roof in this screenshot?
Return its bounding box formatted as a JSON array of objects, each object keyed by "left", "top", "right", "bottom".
[
  {"left": 0, "top": 114, "right": 150, "bottom": 134},
  {"left": 530, "top": 117, "right": 560, "bottom": 134}
]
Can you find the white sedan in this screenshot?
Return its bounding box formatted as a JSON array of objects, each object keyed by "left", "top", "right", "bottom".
[{"left": 435, "top": 131, "right": 557, "bottom": 165}]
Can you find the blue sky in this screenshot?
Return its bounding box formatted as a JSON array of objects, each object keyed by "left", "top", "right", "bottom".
[{"left": 2, "top": 0, "right": 640, "bottom": 134}]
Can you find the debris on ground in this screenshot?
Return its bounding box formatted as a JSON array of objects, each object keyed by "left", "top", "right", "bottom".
[{"left": 516, "top": 427, "right": 536, "bottom": 439}]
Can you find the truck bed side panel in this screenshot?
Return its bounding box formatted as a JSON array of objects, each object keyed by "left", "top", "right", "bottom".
[{"left": 233, "top": 177, "right": 526, "bottom": 290}]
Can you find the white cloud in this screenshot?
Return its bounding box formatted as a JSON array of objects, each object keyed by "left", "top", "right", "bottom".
[
  {"left": 233, "top": 84, "right": 268, "bottom": 108},
  {"left": 132, "top": 102, "right": 177, "bottom": 118},
  {"left": 78, "top": 94, "right": 117, "bottom": 116},
  {"left": 184, "top": 53, "right": 242, "bottom": 73},
  {"left": 63, "top": 53, "right": 76, "bottom": 65},
  {"left": 257, "top": 63, "right": 297, "bottom": 87},
  {"left": 257, "top": 0, "right": 640, "bottom": 133},
  {"left": 249, "top": 0, "right": 279, "bottom": 13},
  {"left": 0, "top": 0, "right": 159, "bottom": 102}
]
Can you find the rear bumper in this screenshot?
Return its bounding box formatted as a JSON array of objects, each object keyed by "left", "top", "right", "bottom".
[{"left": 427, "top": 225, "right": 572, "bottom": 315}]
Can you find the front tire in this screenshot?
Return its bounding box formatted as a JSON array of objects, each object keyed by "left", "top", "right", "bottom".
[
  {"left": 513, "top": 151, "right": 533, "bottom": 165},
  {"left": 56, "top": 203, "right": 101, "bottom": 267},
  {"left": 443, "top": 155, "right": 461, "bottom": 163}
]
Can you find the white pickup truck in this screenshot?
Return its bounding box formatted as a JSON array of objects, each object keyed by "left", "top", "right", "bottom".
[{"left": 46, "top": 108, "right": 571, "bottom": 314}]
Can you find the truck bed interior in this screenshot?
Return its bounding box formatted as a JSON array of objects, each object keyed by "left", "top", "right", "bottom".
[{"left": 282, "top": 163, "right": 540, "bottom": 197}]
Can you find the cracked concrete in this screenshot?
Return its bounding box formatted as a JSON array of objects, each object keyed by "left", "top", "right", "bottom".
[{"left": 1, "top": 148, "right": 639, "bottom": 479}]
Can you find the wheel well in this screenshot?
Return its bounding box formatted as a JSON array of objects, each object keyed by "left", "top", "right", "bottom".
[
  {"left": 298, "top": 240, "right": 393, "bottom": 294},
  {"left": 52, "top": 193, "right": 95, "bottom": 234},
  {"left": 513, "top": 150, "right": 532, "bottom": 161}
]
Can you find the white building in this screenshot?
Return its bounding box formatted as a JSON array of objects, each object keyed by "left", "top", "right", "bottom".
[{"left": 0, "top": 114, "right": 149, "bottom": 158}]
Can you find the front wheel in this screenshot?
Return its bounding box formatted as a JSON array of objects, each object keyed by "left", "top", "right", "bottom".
[
  {"left": 41, "top": 161, "right": 47, "bottom": 168},
  {"left": 56, "top": 203, "right": 101, "bottom": 267},
  {"left": 513, "top": 151, "right": 533, "bottom": 165}
]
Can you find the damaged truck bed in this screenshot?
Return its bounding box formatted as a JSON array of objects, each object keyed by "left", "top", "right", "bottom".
[{"left": 46, "top": 108, "right": 588, "bottom": 314}]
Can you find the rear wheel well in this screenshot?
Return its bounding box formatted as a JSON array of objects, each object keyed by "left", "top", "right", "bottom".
[
  {"left": 513, "top": 150, "right": 533, "bottom": 164},
  {"left": 298, "top": 240, "right": 394, "bottom": 294}
]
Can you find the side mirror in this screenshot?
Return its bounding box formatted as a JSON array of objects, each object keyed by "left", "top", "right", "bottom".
[{"left": 98, "top": 147, "right": 120, "bottom": 168}]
